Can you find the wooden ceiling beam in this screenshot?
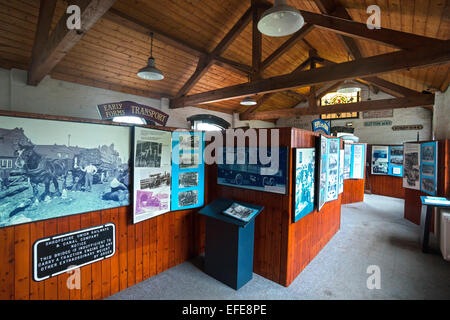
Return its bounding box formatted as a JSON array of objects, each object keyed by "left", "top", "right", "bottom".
[
  {"left": 28, "top": 0, "right": 117, "bottom": 86},
  {"left": 29, "top": 0, "right": 57, "bottom": 75},
  {"left": 362, "top": 76, "right": 423, "bottom": 98},
  {"left": 239, "top": 93, "right": 275, "bottom": 120},
  {"left": 302, "top": 8, "right": 445, "bottom": 50},
  {"left": 316, "top": 56, "right": 425, "bottom": 98},
  {"left": 313, "top": 1, "right": 363, "bottom": 59},
  {"left": 171, "top": 41, "right": 450, "bottom": 108},
  {"left": 261, "top": 23, "right": 314, "bottom": 71},
  {"left": 242, "top": 94, "right": 435, "bottom": 120},
  {"left": 174, "top": 6, "right": 253, "bottom": 98},
  {"left": 252, "top": 1, "right": 263, "bottom": 80}
]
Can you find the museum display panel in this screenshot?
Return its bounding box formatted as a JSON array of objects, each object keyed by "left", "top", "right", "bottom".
[{"left": 133, "top": 127, "right": 172, "bottom": 223}]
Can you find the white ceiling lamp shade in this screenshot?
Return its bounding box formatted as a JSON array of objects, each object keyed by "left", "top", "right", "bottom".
[
  {"left": 257, "top": 0, "right": 305, "bottom": 37},
  {"left": 240, "top": 96, "right": 258, "bottom": 106},
  {"left": 337, "top": 81, "right": 362, "bottom": 94},
  {"left": 137, "top": 32, "right": 164, "bottom": 81}
]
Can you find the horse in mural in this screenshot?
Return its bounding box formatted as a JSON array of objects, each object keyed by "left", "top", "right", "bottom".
[{"left": 15, "top": 144, "right": 71, "bottom": 202}]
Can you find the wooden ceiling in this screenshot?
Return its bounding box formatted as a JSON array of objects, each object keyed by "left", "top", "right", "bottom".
[{"left": 0, "top": 0, "right": 448, "bottom": 118}]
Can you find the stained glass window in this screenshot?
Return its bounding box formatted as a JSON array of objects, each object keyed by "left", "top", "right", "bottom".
[{"left": 320, "top": 91, "right": 360, "bottom": 120}]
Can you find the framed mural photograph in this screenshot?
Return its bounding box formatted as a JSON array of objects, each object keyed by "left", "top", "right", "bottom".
[
  {"left": 371, "top": 145, "right": 389, "bottom": 175},
  {"left": 350, "top": 143, "right": 365, "bottom": 180},
  {"left": 339, "top": 149, "right": 344, "bottom": 194},
  {"left": 317, "top": 135, "right": 328, "bottom": 212},
  {"left": 403, "top": 143, "right": 421, "bottom": 190},
  {"left": 171, "top": 131, "right": 205, "bottom": 211},
  {"left": 420, "top": 142, "right": 438, "bottom": 195},
  {"left": 217, "top": 146, "right": 289, "bottom": 195},
  {"left": 0, "top": 115, "right": 131, "bottom": 228},
  {"left": 133, "top": 127, "right": 172, "bottom": 223},
  {"left": 293, "top": 148, "right": 315, "bottom": 223},
  {"left": 343, "top": 143, "right": 352, "bottom": 180},
  {"left": 326, "top": 138, "right": 340, "bottom": 202}
]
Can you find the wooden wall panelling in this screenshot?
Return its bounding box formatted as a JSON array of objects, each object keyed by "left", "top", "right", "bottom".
[
  {"left": 80, "top": 213, "right": 93, "bottom": 300},
  {"left": 43, "top": 219, "right": 58, "bottom": 300},
  {"left": 68, "top": 215, "right": 81, "bottom": 300},
  {"left": 101, "top": 210, "right": 112, "bottom": 299},
  {"left": 29, "top": 221, "right": 44, "bottom": 300},
  {"left": 0, "top": 226, "right": 14, "bottom": 300}
]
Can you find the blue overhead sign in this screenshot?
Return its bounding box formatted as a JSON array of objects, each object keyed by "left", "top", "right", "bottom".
[{"left": 312, "top": 119, "right": 330, "bottom": 135}]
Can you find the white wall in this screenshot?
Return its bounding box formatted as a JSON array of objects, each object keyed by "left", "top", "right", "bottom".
[
  {"left": 0, "top": 68, "right": 274, "bottom": 129},
  {"left": 433, "top": 86, "right": 450, "bottom": 140},
  {"left": 277, "top": 89, "right": 433, "bottom": 144}
]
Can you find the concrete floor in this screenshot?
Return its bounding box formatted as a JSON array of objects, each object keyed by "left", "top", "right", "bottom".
[{"left": 107, "top": 194, "right": 450, "bottom": 300}]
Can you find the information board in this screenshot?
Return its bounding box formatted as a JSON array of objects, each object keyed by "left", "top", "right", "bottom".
[{"left": 33, "top": 223, "right": 116, "bottom": 281}]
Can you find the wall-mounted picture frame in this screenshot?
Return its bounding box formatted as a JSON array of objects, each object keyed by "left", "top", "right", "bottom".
[
  {"left": 420, "top": 142, "right": 438, "bottom": 195},
  {"left": 217, "top": 147, "right": 289, "bottom": 195},
  {"left": 371, "top": 145, "right": 389, "bottom": 175},
  {"left": 317, "top": 135, "right": 328, "bottom": 212},
  {"left": 389, "top": 145, "right": 404, "bottom": 177},
  {"left": 133, "top": 127, "right": 172, "bottom": 223},
  {"left": 0, "top": 115, "right": 131, "bottom": 228},
  {"left": 403, "top": 143, "right": 421, "bottom": 190},
  {"left": 293, "top": 148, "right": 315, "bottom": 223}
]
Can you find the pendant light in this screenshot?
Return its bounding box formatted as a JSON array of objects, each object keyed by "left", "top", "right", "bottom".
[
  {"left": 257, "top": 0, "right": 304, "bottom": 37},
  {"left": 137, "top": 32, "right": 164, "bottom": 80},
  {"left": 240, "top": 96, "right": 258, "bottom": 106}
]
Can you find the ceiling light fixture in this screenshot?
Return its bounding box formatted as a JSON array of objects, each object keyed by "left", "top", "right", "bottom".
[
  {"left": 137, "top": 32, "right": 164, "bottom": 80},
  {"left": 240, "top": 96, "right": 258, "bottom": 106},
  {"left": 257, "top": 0, "right": 304, "bottom": 37},
  {"left": 337, "top": 81, "right": 362, "bottom": 94}
]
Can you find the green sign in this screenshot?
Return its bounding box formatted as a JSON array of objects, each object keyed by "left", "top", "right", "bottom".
[{"left": 364, "top": 120, "right": 392, "bottom": 127}]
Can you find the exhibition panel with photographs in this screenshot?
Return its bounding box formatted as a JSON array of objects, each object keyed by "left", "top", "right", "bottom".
[
  {"left": 317, "top": 135, "right": 342, "bottom": 211},
  {"left": 402, "top": 141, "right": 438, "bottom": 195},
  {"left": 293, "top": 148, "right": 315, "bottom": 222},
  {"left": 171, "top": 131, "right": 205, "bottom": 210},
  {"left": 0, "top": 116, "right": 130, "bottom": 228},
  {"left": 370, "top": 145, "right": 404, "bottom": 177},
  {"left": 133, "top": 127, "right": 172, "bottom": 223}
]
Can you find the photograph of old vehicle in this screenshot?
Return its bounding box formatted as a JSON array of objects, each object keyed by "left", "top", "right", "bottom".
[
  {"left": 179, "top": 172, "right": 199, "bottom": 188},
  {"left": 140, "top": 172, "right": 171, "bottom": 189},
  {"left": 178, "top": 190, "right": 198, "bottom": 207},
  {"left": 217, "top": 147, "right": 288, "bottom": 194}
]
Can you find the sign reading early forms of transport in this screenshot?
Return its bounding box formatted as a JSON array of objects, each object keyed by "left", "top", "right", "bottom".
[{"left": 33, "top": 223, "right": 116, "bottom": 282}]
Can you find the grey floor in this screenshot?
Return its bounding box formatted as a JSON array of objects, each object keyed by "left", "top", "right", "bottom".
[{"left": 107, "top": 194, "right": 450, "bottom": 300}]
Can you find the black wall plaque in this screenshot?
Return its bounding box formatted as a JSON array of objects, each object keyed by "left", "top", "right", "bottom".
[{"left": 33, "top": 223, "right": 115, "bottom": 281}]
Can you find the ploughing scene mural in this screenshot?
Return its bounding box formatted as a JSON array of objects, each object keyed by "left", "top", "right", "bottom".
[{"left": 0, "top": 116, "right": 131, "bottom": 227}]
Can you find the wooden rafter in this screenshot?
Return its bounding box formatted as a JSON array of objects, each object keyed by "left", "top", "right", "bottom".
[
  {"left": 174, "top": 6, "right": 253, "bottom": 98},
  {"left": 251, "top": 1, "right": 263, "bottom": 80},
  {"left": 315, "top": 56, "right": 424, "bottom": 98},
  {"left": 171, "top": 40, "right": 450, "bottom": 108},
  {"left": 261, "top": 23, "right": 314, "bottom": 71},
  {"left": 242, "top": 94, "right": 435, "bottom": 120},
  {"left": 28, "top": 0, "right": 117, "bottom": 85},
  {"left": 238, "top": 57, "right": 310, "bottom": 121},
  {"left": 301, "top": 9, "right": 445, "bottom": 50},
  {"left": 239, "top": 93, "right": 274, "bottom": 120},
  {"left": 313, "top": 1, "right": 363, "bottom": 59}
]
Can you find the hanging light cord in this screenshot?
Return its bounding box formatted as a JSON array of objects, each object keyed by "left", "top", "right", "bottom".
[{"left": 150, "top": 32, "right": 154, "bottom": 59}]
